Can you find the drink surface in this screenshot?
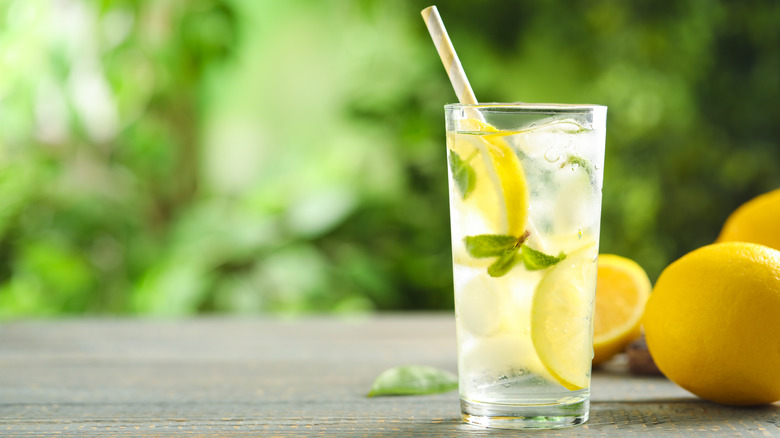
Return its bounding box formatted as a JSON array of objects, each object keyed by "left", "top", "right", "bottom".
[{"left": 446, "top": 112, "right": 605, "bottom": 409}]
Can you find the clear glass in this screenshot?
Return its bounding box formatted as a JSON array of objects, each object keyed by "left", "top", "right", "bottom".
[{"left": 445, "top": 103, "right": 606, "bottom": 429}]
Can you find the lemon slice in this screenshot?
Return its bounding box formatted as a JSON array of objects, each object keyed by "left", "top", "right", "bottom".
[
  {"left": 530, "top": 244, "right": 597, "bottom": 390},
  {"left": 451, "top": 118, "right": 529, "bottom": 236},
  {"left": 592, "top": 254, "right": 651, "bottom": 365}
]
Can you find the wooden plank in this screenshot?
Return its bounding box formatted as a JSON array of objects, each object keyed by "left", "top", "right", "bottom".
[{"left": 0, "top": 315, "right": 778, "bottom": 436}]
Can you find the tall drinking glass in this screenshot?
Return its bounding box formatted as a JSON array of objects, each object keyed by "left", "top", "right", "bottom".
[{"left": 445, "top": 103, "right": 606, "bottom": 429}]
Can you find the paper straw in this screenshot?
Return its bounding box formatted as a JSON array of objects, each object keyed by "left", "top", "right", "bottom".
[
  {"left": 421, "top": 7, "right": 549, "bottom": 251},
  {"left": 421, "top": 6, "right": 478, "bottom": 105}
]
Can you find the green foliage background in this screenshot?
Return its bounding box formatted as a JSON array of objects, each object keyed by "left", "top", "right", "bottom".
[{"left": 0, "top": 0, "right": 778, "bottom": 317}]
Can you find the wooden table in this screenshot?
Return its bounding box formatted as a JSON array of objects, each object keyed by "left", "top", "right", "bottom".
[{"left": 1, "top": 314, "right": 777, "bottom": 436}]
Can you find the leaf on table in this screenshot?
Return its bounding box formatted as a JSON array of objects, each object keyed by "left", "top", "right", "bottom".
[{"left": 367, "top": 365, "right": 458, "bottom": 397}]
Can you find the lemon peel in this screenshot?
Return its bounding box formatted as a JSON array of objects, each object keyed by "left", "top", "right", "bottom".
[
  {"left": 716, "top": 188, "right": 780, "bottom": 251},
  {"left": 644, "top": 242, "right": 780, "bottom": 406}
]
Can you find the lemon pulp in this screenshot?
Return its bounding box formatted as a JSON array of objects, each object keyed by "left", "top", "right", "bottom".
[{"left": 592, "top": 254, "right": 651, "bottom": 365}]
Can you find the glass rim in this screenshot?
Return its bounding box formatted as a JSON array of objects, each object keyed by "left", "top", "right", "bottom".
[{"left": 445, "top": 102, "right": 606, "bottom": 113}]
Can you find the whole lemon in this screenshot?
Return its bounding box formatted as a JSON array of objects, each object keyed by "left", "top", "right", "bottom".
[
  {"left": 643, "top": 242, "right": 780, "bottom": 406},
  {"left": 717, "top": 188, "right": 780, "bottom": 250}
]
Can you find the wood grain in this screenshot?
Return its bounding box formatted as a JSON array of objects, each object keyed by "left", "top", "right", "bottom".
[{"left": 1, "top": 315, "right": 777, "bottom": 436}]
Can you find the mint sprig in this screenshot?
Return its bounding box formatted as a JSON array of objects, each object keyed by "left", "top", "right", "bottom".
[
  {"left": 448, "top": 150, "right": 477, "bottom": 199},
  {"left": 462, "top": 231, "right": 565, "bottom": 277}
]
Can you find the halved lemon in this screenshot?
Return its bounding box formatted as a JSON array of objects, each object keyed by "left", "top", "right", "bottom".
[
  {"left": 530, "top": 245, "right": 597, "bottom": 391},
  {"left": 592, "top": 254, "right": 651, "bottom": 365}
]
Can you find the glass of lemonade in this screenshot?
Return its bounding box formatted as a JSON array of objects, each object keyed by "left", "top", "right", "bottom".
[{"left": 445, "top": 103, "right": 606, "bottom": 429}]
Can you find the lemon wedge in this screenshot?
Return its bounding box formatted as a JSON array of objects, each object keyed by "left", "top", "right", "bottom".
[{"left": 530, "top": 244, "right": 597, "bottom": 391}]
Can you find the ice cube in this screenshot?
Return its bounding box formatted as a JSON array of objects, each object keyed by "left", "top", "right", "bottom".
[{"left": 455, "top": 274, "right": 504, "bottom": 336}]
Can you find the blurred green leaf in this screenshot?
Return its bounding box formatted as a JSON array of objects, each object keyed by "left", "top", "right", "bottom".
[{"left": 367, "top": 365, "right": 458, "bottom": 397}]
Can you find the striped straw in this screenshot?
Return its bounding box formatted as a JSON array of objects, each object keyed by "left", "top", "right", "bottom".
[{"left": 421, "top": 6, "right": 478, "bottom": 105}]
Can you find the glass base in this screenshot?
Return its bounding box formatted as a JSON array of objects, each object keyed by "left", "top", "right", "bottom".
[{"left": 460, "top": 397, "right": 589, "bottom": 430}]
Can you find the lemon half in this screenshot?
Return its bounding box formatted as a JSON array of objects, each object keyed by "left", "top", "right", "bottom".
[{"left": 592, "top": 254, "right": 651, "bottom": 365}]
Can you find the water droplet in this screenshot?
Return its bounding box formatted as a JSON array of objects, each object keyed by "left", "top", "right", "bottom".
[{"left": 544, "top": 148, "right": 560, "bottom": 163}]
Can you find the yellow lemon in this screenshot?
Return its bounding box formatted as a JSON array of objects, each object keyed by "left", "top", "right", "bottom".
[
  {"left": 531, "top": 244, "right": 597, "bottom": 391},
  {"left": 592, "top": 254, "right": 651, "bottom": 365},
  {"left": 643, "top": 242, "right": 780, "bottom": 406},
  {"left": 449, "top": 118, "right": 529, "bottom": 236},
  {"left": 717, "top": 188, "right": 780, "bottom": 251}
]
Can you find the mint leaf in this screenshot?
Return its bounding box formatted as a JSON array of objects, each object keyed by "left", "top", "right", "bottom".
[
  {"left": 564, "top": 154, "right": 598, "bottom": 185},
  {"left": 463, "top": 234, "right": 518, "bottom": 258},
  {"left": 448, "top": 150, "right": 477, "bottom": 199},
  {"left": 367, "top": 365, "right": 458, "bottom": 397},
  {"left": 487, "top": 249, "right": 521, "bottom": 277},
  {"left": 521, "top": 245, "right": 567, "bottom": 271}
]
